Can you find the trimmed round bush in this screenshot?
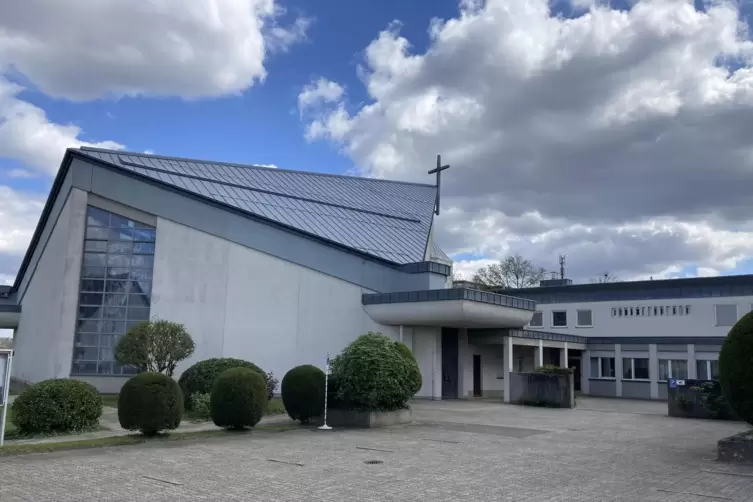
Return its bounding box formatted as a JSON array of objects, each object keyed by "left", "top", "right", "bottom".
[
  {"left": 118, "top": 372, "right": 183, "bottom": 436},
  {"left": 178, "top": 358, "right": 266, "bottom": 409},
  {"left": 11, "top": 379, "right": 102, "bottom": 435},
  {"left": 331, "top": 332, "right": 421, "bottom": 411},
  {"left": 210, "top": 367, "right": 268, "bottom": 429},
  {"left": 281, "top": 365, "right": 325, "bottom": 423},
  {"left": 394, "top": 341, "right": 422, "bottom": 396},
  {"left": 719, "top": 311, "right": 753, "bottom": 425}
]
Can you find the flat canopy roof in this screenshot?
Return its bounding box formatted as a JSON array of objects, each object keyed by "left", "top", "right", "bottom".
[
  {"left": 362, "top": 288, "right": 536, "bottom": 328},
  {"left": 0, "top": 304, "right": 20, "bottom": 329}
]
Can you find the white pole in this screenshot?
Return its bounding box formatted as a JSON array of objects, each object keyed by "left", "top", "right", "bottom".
[
  {"left": 318, "top": 353, "right": 332, "bottom": 430},
  {"left": 0, "top": 350, "right": 13, "bottom": 447}
]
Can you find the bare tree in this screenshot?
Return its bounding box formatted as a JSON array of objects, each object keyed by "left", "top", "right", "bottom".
[
  {"left": 472, "top": 254, "right": 547, "bottom": 289},
  {"left": 590, "top": 272, "right": 620, "bottom": 284},
  {"left": 0, "top": 338, "right": 12, "bottom": 349}
]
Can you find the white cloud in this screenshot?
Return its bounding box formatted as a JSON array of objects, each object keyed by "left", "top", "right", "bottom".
[
  {"left": 0, "top": 185, "right": 44, "bottom": 284},
  {"left": 0, "top": 186, "right": 44, "bottom": 257},
  {"left": 0, "top": 0, "right": 308, "bottom": 101},
  {"left": 298, "top": 78, "right": 345, "bottom": 112},
  {"left": 301, "top": 0, "right": 753, "bottom": 283},
  {"left": 0, "top": 78, "right": 124, "bottom": 175},
  {"left": 267, "top": 15, "right": 312, "bottom": 53}
]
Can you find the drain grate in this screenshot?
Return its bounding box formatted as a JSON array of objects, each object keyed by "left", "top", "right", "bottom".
[{"left": 363, "top": 460, "right": 383, "bottom": 465}]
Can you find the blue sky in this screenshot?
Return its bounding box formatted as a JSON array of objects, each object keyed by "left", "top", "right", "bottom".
[
  {"left": 5, "top": 0, "right": 464, "bottom": 179},
  {"left": 3, "top": 0, "right": 753, "bottom": 286}
]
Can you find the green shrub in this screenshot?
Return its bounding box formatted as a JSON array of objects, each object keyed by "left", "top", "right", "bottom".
[
  {"left": 118, "top": 372, "right": 183, "bottom": 436},
  {"left": 535, "top": 365, "right": 574, "bottom": 375},
  {"left": 178, "top": 358, "right": 267, "bottom": 409},
  {"left": 330, "top": 332, "right": 421, "bottom": 411},
  {"left": 394, "top": 341, "right": 423, "bottom": 396},
  {"left": 190, "top": 392, "right": 212, "bottom": 420},
  {"left": 281, "top": 365, "right": 325, "bottom": 423},
  {"left": 719, "top": 311, "right": 753, "bottom": 425},
  {"left": 210, "top": 368, "right": 268, "bottom": 430},
  {"left": 11, "top": 379, "right": 102, "bottom": 435},
  {"left": 115, "top": 318, "right": 195, "bottom": 376}
]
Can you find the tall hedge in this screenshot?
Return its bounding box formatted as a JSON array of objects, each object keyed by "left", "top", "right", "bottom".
[
  {"left": 210, "top": 367, "right": 267, "bottom": 430},
  {"left": 178, "top": 358, "right": 266, "bottom": 408},
  {"left": 331, "top": 332, "right": 421, "bottom": 411},
  {"left": 118, "top": 372, "right": 183, "bottom": 436},
  {"left": 719, "top": 311, "right": 753, "bottom": 425},
  {"left": 11, "top": 379, "right": 102, "bottom": 435},
  {"left": 281, "top": 365, "right": 325, "bottom": 423}
]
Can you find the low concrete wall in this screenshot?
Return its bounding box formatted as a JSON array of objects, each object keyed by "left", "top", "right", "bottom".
[
  {"left": 718, "top": 432, "right": 753, "bottom": 464},
  {"left": 509, "top": 372, "right": 574, "bottom": 408},
  {"left": 324, "top": 408, "right": 412, "bottom": 428},
  {"left": 667, "top": 379, "right": 738, "bottom": 420}
]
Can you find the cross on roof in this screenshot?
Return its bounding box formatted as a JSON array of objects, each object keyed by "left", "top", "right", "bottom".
[{"left": 428, "top": 154, "right": 450, "bottom": 215}]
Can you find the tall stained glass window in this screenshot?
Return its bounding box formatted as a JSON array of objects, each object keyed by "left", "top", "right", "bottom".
[{"left": 72, "top": 206, "right": 156, "bottom": 375}]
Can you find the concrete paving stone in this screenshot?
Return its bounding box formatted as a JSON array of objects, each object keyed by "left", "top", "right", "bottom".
[{"left": 0, "top": 398, "right": 752, "bottom": 501}]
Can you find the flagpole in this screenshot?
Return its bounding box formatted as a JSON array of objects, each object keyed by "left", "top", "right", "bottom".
[{"left": 318, "top": 352, "right": 332, "bottom": 430}]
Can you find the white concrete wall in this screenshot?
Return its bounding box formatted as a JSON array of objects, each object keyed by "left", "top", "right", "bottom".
[
  {"left": 150, "top": 218, "right": 403, "bottom": 387},
  {"left": 527, "top": 296, "right": 753, "bottom": 338},
  {"left": 412, "top": 326, "right": 441, "bottom": 399},
  {"left": 13, "top": 189, "right": 87, "bottom": 383}
]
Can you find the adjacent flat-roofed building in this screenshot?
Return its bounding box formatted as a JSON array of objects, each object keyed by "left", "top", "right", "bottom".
[{"left": 490, "top": 275, "right": 753, "bottom": 400}]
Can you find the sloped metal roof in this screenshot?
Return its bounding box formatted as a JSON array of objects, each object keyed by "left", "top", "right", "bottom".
[
  {"left": 76, "top": 148, "right": 438, "bottom": 265},
  {"left": 430, "top": 241, "right": 452, "bottom": 264}
]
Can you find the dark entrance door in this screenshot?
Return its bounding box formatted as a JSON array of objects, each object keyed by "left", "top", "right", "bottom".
[
  {"left": 568, "top": 356, "right": 582, "bottom": 391},
  {"left": 473, "top": 354, "right": 482, "bottom": 397},
  {"left": 441, "top": 328, "right": 459, "bottom": 399}
]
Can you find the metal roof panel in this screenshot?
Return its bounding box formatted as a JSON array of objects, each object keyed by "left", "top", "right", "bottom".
[{"left": 76, "top": 148, "right": 438, "bottom": 264}]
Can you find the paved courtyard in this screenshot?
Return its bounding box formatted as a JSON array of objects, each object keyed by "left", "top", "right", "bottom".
[{"left": 1, "top": 399, "right": 752, "bottom": 501}]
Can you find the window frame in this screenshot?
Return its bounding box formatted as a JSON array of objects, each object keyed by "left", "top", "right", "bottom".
[
  {"left": 714, "top": 304, "right": 738, "bottom": 327},
  {"left": 551, "top": 310, "right": 568, "bottom": 328},
  {"left": 575, "top": 309, "right": 593, "bottom": 328},
  {"left": 590, "top": 356, "right": 616, "bottom": 380},
  {"left": 658, "top": 359, "right": 688, "bottom": 382},
  {"left": 71, "top": 205, "right": 156, "bottom": 377},
  {"left": 696, "top": 359, "right": 719, "bottom": 381},
  {"left": 621, "top": 357, "right": 650, "bottom": 381}
]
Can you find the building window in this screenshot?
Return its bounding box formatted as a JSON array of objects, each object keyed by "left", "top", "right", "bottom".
[
  {"left": 529, "top": 312, "right": 543, "bottom": 328},
  {"left": 715, "top": 304, "right": 738, "bottom": 327},
  {"left": 590, "top": 357, "right": 615, "bottom": 379},
  {"left": 685, "top": 305, "right": 690, "bottom": 315},
  {"left": 72, "top": 206, "right": 156, "bottom": 376},
  {"left": 551, "top": 310, "right": 567, "bottom": 327},
  {"left": 622, "top": 358, "right": 650, "bottom": 380},
  {"left": 611, "top": 308, "right": 617, "bottom": 317},
  {"left": 576, "top": 309, "right": 592, "bottom": 327},
  {"left": 658, "top": 359, "right": 688, "bottom": 381},
  {"left": 696, "top": 360, "right": 719, "bottom": 380}
]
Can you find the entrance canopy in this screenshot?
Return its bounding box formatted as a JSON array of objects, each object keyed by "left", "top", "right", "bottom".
[{"left": 362, "top": 288, "right": 536, "bottom": 328}]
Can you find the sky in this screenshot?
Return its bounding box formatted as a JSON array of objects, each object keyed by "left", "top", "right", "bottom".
[{"left": 4, "top": 0, "right": 753, "bottom": 296}]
